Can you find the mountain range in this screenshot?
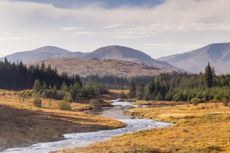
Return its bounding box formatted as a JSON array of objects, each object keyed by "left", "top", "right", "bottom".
[
  {"left": 1, "top": 45, "right": 180, "bottom": 77},
  {"left": 2, "top": 42, "right": 230, "bottom": 76}
]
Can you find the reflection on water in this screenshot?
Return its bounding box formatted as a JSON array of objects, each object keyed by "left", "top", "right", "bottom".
[{"left": 86, "top": 106, "right": 131, "bottom": 119}]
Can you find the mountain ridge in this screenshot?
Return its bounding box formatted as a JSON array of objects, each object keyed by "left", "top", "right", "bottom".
[
  {"left": 158, "top": 42, "right": 230, "bottom": 73},
  {"left": 2, "top": 45, "right": 180, "bottom": 72}
]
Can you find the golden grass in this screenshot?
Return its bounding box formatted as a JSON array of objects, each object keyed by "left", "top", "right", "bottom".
[
  {"left": 59, "top": 103, "right": 230, "bottom": 153},
  {"left": 134, "top": 100, "right": 180, "bottom": 106},
  {"left": 0, "top": 89, "right": 125, "bottom": 151},
  {"left": 109, "top": 89, "right": 129, "bottom": 95}
]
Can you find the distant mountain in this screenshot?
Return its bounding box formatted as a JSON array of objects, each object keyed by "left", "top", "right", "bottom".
[
  {"left": 31, "top": 58, "right": 175, "bottom": 78},
  {"left": 2, "top": 45, "right": 181, "bottom": 73},
  {"left": 2, "top": 46, "right": 83, "bottom": 63},
  {"left": 85, "top": 45, "right": 178, "bottom": 70},
  {"left": 158, "top": 42, "right": 230, "bottom": 74}
]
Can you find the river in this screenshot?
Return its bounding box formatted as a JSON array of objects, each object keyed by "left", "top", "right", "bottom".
[{"left": 2, "top": 100, "right": 172, "bottom": 153}]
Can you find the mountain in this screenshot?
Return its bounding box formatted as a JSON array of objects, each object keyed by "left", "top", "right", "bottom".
[
  {"left": 158, "top": 42, "right": 230, "bottom": 74},
  {"left": 2, "top": 45, "right": 181, "bottom": 72},
  {"left": 85, "top": 45, "right": 178, "bottom": 70},
  {"left": 2, "top": 46, "right": 83, "bottom": 63},
  {"left": 31, "top": 58, "right": 174, "bottom": 78}
]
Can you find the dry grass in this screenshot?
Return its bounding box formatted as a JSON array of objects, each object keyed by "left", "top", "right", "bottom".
[
  {"left": 0, "top": 90, "right": 125, "bottom": 151},
  {"left": 0, "top": 89, "right": 92, "bottom": 111},
  {"left": 109, "top": 89, "right": 129, "bottom": 95},
  {"left": 59, "top": 103, "right": 230, "bottom": 153},
  {"left": 134, "top": 100, "right": 180, "bottom": 106}
]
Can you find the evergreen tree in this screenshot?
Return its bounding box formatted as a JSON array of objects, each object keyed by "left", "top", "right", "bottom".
[
  {"left": 137, "top": 83, "right": 145, "bottom": 100},
  {"left": 129, "top": 79, "right": 136, "bottom": 98},
  {"left": 205, "top": 62, "right": 213, "bottom": 88}
]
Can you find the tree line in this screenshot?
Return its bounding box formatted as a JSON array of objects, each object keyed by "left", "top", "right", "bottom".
[
  {"left": 0, "top": 59, "right": 81, "bottom": 90},
  {"left": 128, "top": 63, "right": 230, "bottom": 105}
]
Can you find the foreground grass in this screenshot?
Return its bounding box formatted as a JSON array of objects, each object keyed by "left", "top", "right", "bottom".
[
  {"left": 0, "top": 90, "right": 125, "bottom": 151},
  {"left": 59, "top": 103, "right": 230, "bottom": 153}
]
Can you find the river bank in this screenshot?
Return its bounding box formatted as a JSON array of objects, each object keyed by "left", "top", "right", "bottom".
[
  {"left": 65, "top": 102, "right": 230, "bottom": 153},
  {"left": 2, "top": 100, "right": 171, "bottom": 153},
  {"left": 0, "top": 90, "right": 125, "bottom": 152}
]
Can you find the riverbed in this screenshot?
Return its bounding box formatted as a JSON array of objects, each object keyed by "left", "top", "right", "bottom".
[{"left": 2, "top": 100, "right": 172, "bottom": 153}]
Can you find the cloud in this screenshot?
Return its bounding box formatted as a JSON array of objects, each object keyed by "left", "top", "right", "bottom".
[{"left": 0, "top": 0, "right": 230, "bottom": 58}]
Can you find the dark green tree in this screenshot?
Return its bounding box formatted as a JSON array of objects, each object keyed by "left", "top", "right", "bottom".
[
  {"left": 129, "top": 79, "right": 136, "bottom": 98},
  {"left": 205, "top": 62, "right": 213, "bottom": 88}
]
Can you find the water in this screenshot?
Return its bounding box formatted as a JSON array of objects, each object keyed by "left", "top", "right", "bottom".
[{"left": 2, "top": 100, "right": 172, "bottom": 153}]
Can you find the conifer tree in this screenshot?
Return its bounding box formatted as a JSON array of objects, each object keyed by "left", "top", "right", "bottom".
[
  {"left": 205, "top": 62, "right": 213, "bottom": 88},
  {"left": 129, "top": 79, "right": 136, "bottom": 98}
]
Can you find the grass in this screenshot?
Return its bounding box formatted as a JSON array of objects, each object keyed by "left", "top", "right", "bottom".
[
  {"left": 0, "top": 89, "right": 125, "bottom": 151},
  {"left": 58, "top": 103, "right": 230, "bottom": 153},
  {"left": 134, "top": 100, "right": 180, "bottom": 106}
]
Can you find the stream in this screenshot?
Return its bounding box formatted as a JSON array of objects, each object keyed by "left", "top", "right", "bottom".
[{"left": 2, "top": 100, "right": 172, "bottom": 153}]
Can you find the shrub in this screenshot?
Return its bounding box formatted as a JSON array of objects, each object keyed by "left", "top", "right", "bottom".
[
  {"left": 63, "top": 92, "right": 73, "bottom": 102},
  {"left": 32, "top": 97, "right": 42, "bottom": 107},
  {"left": 191, "top": 97, "right": 202, "bottom": 106},
  {"left": 58, "top": 101, "right": 71, "bottom": 110}
]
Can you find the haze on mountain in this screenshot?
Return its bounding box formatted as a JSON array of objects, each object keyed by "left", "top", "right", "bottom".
[
  {"left": 2, "top": 46, "right": 84, "bottom": 63},
  {"left": 158, "top": 42, "right": 230, "bottom": 74},
  {"left": 1, "top": 45, "right": 180, "bottom": 75}
]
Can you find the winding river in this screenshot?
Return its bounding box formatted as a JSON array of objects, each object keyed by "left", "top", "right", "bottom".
[{"left": 2, "top": 100, "right": 172, "bottom": 153}]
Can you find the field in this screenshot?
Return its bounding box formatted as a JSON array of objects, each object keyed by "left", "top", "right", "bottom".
[
  {"left": 59, "top": 103, "right": 230, "bottom": 153},
  {"left": 0, "top": 90, "right": 125, "bottom": 151}
]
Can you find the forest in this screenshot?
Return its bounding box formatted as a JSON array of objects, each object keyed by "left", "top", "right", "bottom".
[
  {"left": 0, "top": 59, "right": 107, "bottom": 102},
  {"left": 128, "top": 63, "right": 230, "bottom": 105}
]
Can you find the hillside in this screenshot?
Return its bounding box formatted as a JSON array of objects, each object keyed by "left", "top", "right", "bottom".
[
  {"left": 30, "top": 58, "right": 176, "bottom": 78},
  {"left": 158, "top": 42, "right": 230, "bottom": 73}
]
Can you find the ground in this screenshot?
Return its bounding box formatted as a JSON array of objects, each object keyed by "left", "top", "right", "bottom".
[
  {"left": 59, "top": 103, "right": 230, "bottom": 153},
  {"left": 0, "top": 90, "right": 124, "bottom": 151}
]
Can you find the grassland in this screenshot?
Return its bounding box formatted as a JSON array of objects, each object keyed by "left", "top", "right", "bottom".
[
  {"left": 59, "top": 103, "right": 230, "bottom": 153},
  {"left": 0, "top": 90, "right": 125, "bottom": 151}
]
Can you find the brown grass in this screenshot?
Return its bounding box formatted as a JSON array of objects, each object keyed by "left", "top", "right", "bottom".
[
  {"left": 59, "top": 103, "right": 230, "bottom": 153},
  {"left": 0, "top": 90, "right": 125, "bottom": 151}
]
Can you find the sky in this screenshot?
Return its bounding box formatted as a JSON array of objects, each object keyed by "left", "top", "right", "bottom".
[{"left": 0, "top": 0, "right": 230, "bottom": 58}]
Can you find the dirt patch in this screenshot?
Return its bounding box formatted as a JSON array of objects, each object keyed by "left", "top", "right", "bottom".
[{"left": 0, "top": 105, "right": 124, "bottom": 151}]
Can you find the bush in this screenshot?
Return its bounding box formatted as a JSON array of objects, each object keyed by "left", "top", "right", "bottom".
[
  {"left": 191, "top": 97, "right": 202, "bottom": 106},
  {"left": 58, "top": 101, "right": 71, "bottom": 110},
  {"left": 32, "top": 97, "right": 42, "bottom": 107},
  {"left": 63, "top": 92, "right": 73, "bottom": 102}
]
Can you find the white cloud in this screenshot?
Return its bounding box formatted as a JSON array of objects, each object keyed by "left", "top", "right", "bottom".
[{"left": 0, "top": 0, "right": 230, "bottom": 58}]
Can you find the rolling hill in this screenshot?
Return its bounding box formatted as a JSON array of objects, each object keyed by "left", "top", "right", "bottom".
[
  {"left": 84, "top": 45, "right": 176, "bottom": 70},
  {"left": 1, "top": 45, "right": 181, "bottom": 77},
  {"left": 158, "top": 42, "right": 230, "bottom": 74}
]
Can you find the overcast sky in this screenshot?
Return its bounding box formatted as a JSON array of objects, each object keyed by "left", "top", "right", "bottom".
[{"left": 0, "top": 0, "right": 230, "bottom": 58}]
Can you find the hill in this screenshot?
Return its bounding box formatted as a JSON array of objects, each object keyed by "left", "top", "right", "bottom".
[
  {"left": 2, "top": 46, "right": 83, "bottom": 63},
  {"left": 85, "top": 45, "right": 177, "bottom": 70},
  {"left": 2, "top": 45, "right": 180, "bottom": 73},
  {"left": 158, "top": 42, "right": 230, "bottom": 73}
]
